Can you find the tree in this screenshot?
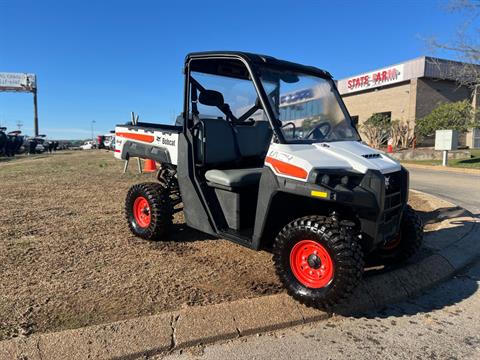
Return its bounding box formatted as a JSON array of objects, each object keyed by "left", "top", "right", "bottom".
[
  {"left": 391, "top": 120, "right": 415, "bottom": 149},
  {"left": 360, "top": 113, "right": 391, "bottom": 148},
  {"left": 415, "top": 100, "right": 479, "bottom": 138},
  {"left": 427, "top": 0, "right": 480, "bottom": 88}
]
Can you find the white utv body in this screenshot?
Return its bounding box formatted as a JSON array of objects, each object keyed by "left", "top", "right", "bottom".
[{"left": 115, "top": 52, "right": 423, "bottom": 310}]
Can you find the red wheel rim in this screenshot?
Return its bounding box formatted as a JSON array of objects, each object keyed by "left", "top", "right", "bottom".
[
  {"left": 382, "top": 232, "right": 401, "bottom": 250},
  {"left": 133, "top": 196, "right": 151, "bottom": 228},
  {"left": 289, "top": 240, "right": 334, "bottom": 289}
]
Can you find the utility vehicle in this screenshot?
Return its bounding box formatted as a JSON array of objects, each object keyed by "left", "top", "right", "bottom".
[
  {"left": 0, "top": 130, "right": 25, "bottom": 157},
  {"left": 103, "top": 132, "right": 116, "bottom": 151},
  {"left": 115, "top": 51, "right": 423, "bottom": 309},
  {"left": 0, "top": 127, "right": 7, "bottom": 156}
]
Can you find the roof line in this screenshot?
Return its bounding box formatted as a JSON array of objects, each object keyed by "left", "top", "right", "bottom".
[{"left": 336, "top": 55, "right": 477, "bottom": 82}]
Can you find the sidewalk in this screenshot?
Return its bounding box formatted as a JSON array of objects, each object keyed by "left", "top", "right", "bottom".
[{"left": 403, "top": 162, "right": 480, "bottom": 175}]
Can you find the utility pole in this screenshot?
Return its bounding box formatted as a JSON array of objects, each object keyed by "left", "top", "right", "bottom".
[
  {"left": 91, "top": 120, "right": 96, "bottom": 143},
  {"left": 33, "top": 87, "right": 39, "bottom": 136}
]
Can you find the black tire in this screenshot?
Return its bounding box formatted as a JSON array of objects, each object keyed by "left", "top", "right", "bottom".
[
  {"left": 369, "top": 205, "right": 424, "bottom": 265},
  {"left": 125, "top": 182, "right": 173, "bottom": 241},
  {"left": 273, "top": 216, "right": 364, "bottom": 310}
]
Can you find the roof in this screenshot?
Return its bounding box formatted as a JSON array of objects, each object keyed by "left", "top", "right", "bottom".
[
  {"left": 185, "top": 51, "right": 332, "bottom": 79},
  {"left": 337, "top": 56, "right": 480, "bottom": 95}
]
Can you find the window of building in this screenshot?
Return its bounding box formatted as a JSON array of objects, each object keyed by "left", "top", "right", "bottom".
[
  {"left": 373, "top": 111, "right": 392, "bottom": 122},
  {"left": 279, "top": 99, "right": 323, "bottom": 121}
]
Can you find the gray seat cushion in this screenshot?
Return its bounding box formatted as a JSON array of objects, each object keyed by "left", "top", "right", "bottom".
[{"left": 205, "top": 168, "right": 263, "bottom": 187}]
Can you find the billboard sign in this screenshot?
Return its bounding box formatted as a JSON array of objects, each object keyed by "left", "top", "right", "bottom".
[
  {"left": 0, "top": 72, "right": 37, "bottom": 92},
  {"left": 344, "top": 64, "right": 404, "bottom": 93}
]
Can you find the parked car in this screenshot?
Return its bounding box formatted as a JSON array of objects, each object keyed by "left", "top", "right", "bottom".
[{"left": 80, "top": 141, "right": 96, "bottom": 150}]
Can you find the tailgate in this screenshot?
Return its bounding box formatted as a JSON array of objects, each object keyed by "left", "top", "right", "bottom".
[{"left": 114, "top": 125, "right": 179, "bottom": 165}]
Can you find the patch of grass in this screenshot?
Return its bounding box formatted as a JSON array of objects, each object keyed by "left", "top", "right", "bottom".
[
  {"left": 402, "top": 149, "right": 480, "bottom": 169},
  {"left": 50, "top": 312, "right": 99, "bottom": 332}
]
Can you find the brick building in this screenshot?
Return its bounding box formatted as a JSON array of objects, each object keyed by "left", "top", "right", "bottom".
[{"left": 336, "top": 56, "right": 479, "bottom": 148}]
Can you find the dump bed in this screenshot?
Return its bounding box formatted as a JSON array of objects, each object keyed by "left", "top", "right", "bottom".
[{"left": 114, "top": 122, "right": 181, "bottom": 165}]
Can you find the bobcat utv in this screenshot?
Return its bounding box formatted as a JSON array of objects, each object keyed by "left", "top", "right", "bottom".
[{"left": 115, "top": 51, "right": 423, "bottom": 309}]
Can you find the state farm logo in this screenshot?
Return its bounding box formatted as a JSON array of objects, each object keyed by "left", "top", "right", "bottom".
[{"left": 346, "top": 65, "right": 403, "bottom": 91}]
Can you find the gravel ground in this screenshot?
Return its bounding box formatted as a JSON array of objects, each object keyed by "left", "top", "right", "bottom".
[{"left": 0, "top": 151, "right": 432, "bottom": 340}]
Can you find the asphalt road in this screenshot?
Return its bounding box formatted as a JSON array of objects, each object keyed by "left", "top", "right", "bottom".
[
  {"left": 158, "top": 169, "right": 480, "bottom": 360},
  {"left": 408, "top": 168, "right": 480, "bottom": 214}
]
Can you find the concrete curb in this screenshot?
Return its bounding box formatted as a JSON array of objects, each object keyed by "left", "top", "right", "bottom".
[
  {"left": 403, "top": 162, "right": 480, "bottom": 175},
  {"left": 0, "top": 295, "right": 329, "bottom": 360},
  {"left": 1, "top": 194, "right": 479, "bottom": 359}
]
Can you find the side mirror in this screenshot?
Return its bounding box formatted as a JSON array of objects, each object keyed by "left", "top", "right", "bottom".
[{"left": 199, "top": 90, "right": 224, "bottom": 107}]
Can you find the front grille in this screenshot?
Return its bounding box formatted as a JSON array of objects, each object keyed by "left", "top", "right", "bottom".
[
  {"left": 384, "top": 170, "right": 402, "bottom": 195},
  {"left": 383, "top": 171, "right": 403, "bottom": 241}
]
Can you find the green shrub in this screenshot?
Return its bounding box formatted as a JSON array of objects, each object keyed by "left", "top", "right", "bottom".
[
  {"left": 360, "top": 113, "right": 391, "bottom": 148},
  {"left": 415, "top": 100, "right": 479, "bottom": 138}
]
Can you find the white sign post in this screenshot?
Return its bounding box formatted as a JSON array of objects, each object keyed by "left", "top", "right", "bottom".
[{"left": 435, "top": 130, "right": 458, "bottom": 166}]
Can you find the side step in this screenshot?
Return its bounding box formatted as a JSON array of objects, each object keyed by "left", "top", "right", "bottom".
[{"left": 217, "top": 229, "right": 255, "bottom": 249}]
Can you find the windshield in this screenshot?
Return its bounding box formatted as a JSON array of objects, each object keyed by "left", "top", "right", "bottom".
[{"left": 259, "top": 68, "right": 360, "bottom": 143}]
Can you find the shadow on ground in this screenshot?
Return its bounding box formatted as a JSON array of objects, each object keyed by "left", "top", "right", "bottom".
[
  {"left": 341, "top": 214, "right": 479, "bottom": 319},
  {"left": 457, "top": 157, "right": 480, "bottom": 165},
  {"left": 0, "top": 151, "right": 75, "bottom": 164},
  {"left": 360, "top": 261, "right": 480, "bottom": 319},
  {"left": 156, "top": 223, "right": 214, "bottom": 243},
  {"left": 417, "top": 206, "right": 471, "bottom": 225}
]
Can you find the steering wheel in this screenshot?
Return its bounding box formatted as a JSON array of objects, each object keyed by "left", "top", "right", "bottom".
[
  {"left": 281, "top": 122, "right": 296, "bottom": 138},
  {"left": 305, "top": 122, "right": 331, "bottom": 140}
]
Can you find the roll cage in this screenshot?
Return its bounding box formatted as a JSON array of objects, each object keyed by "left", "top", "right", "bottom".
[{"left": 182, "top": 51, "right": 357, "bottom": 144}]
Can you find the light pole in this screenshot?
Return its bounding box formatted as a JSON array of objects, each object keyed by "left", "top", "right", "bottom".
[{"left": 91, "top": 120, "right": 96, "bottom": 143}]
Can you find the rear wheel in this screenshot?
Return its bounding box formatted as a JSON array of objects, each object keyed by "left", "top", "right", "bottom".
[
  {"left": 125, "top": 182, "right": 173, "bottom": 241},
  {"left": 273, "top": 216, "right": 364, "bottom": 310},
  {"left": 369, "top": 205, "right": 423, "bottom": 265}
]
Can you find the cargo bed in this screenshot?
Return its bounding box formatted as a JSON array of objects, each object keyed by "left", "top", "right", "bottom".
[{"left": 114, "top": 122, "right": 181, "bottom": 165}]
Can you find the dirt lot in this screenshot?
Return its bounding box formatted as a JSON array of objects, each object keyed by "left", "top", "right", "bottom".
[{"left": 0, "top": 151, "right": 433, "bottom": 340}]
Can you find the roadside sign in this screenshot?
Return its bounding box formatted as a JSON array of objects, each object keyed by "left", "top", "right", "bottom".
[
  {"left": 0, "top": 72, "right": 37, "bottom": 92},
  {"left": 435, "top": 129, "right": 459, "bottom": 166},
  {"left": 0, "top": 72, "right": 39, "bottom": 136},
  {"left": 435, "top": 130, "right": 458, "bottom": 151}
]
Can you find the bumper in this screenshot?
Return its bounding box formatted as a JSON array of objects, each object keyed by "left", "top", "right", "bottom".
[
  {"left": 351, "top": 168, "right": 409, "bottom": 251},
  {"left": 306, "top": 167, "right": 409, "bottom": 252}
]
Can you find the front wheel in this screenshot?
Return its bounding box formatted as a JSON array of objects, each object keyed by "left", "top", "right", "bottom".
[
  {"left": 125, "top": 182, "right": 173, "bottom": 241},
  {"left": 273, "top": 216, "right": 364, "bottom": 310}
]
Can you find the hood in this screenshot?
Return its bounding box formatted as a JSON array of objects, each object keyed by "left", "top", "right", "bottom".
[{"left": 309, "top": 141, "right": 401, "bottom": 174}]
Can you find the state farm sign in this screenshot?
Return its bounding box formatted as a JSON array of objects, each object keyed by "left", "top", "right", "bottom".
[{"left": 345, "top": 64, "right": 404, "bottom": 93}]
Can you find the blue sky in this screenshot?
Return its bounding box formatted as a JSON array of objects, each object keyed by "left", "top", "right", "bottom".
[{"left": 0, "top": 0, "right": 471, "bottom": 139}]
